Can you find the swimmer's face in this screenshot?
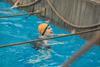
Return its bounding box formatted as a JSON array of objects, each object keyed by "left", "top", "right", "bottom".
[{"left": 45, "top": 26, "right": 53, "bottom": 35}]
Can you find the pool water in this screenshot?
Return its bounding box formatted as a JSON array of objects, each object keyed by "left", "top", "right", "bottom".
[{"left": 0, "top": 1, "right": 100, "bottom": 67}]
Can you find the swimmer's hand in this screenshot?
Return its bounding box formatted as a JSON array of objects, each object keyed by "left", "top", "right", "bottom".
[
  {"left": 56, "top": 34, "right": 66, "bottom": 36},
  {"left": 71, "top": 29, "right": 76, "bottom": 34},
  {"left": 11, "top": 5, "right": 18, "bottom": 9}
]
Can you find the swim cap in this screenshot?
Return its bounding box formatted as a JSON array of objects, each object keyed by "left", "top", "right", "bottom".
[{"left": 38, "top": 23, "right": 49, "bottom": 35}]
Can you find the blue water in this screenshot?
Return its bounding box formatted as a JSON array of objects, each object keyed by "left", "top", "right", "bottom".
[{"left": 0, "top": 2, "right": 100, "bottom": 67}]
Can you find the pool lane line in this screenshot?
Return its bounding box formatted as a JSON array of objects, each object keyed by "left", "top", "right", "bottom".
[
  {"left": 0, "top": 11, "right": 39, "bottom": 18},
  {"left": 0, "top": 28, "right": 100, "bottom": 48}
]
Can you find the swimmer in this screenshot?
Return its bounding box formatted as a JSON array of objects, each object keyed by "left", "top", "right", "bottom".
[
  {"left": 34, "top": 20, "right": 66, "bottom": 50},
  {"left": 11, "top": 0, "right": 20, "bottom": 8},
  {"left": 33, "top": 23, "right": 52, "bottom": 50}
]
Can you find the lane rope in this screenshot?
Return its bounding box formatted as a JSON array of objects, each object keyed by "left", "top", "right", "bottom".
[
  {"left": 0, "top": 28, "right": 100, "bottom": 48},
  {"left": 0, "top": 11, "right": 40, "bottom": 18}
]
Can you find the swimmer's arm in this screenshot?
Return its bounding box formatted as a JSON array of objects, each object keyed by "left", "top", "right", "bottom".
[
  {"left": 11, "top": 5, "right": 18, "bottom": 8},
  {"left": 43, "top": 40, "right": 48, "bottom": 45},
  {"left": 49, "top": 34, "right": 66, "bottom": 36},
  {"left": 56, "top": 34, "right": 66, "bottom": 36},
  {"left": 11, "top": 0, "right": 20, "bottom": 8}
]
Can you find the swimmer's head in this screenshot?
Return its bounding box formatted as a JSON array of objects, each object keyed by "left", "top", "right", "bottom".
[{"left": 38, "top": 23, "right": 53, "bottom": 36}]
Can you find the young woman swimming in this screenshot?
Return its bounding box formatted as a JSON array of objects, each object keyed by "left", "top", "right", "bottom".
[
  {"left": 33, "top": 23, "right": 52, "bottom": 50},
  {"left": 33, "top": 20, "right": 66, "bottom": 50}
]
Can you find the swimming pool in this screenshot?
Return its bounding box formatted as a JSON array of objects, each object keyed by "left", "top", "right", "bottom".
[{"left": 0, "top": 1, "right": 100, "bottom": 67}]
